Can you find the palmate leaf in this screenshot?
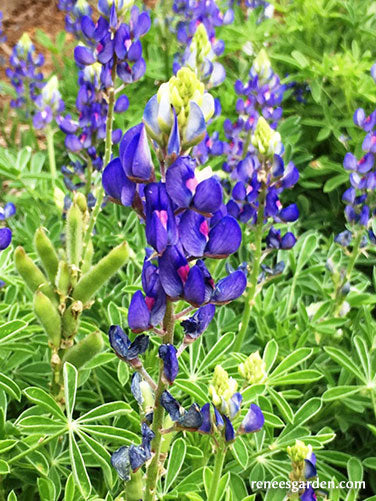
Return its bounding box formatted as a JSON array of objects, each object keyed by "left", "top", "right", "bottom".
[
  {"left": 69, "top": 431, "right": 91, "bottom": 499},
  {"left": 0, "top": 373, "right": 21, "bottom": 402},
  {"left": 23, "top": 387, "right": 66, "bottom": 421},
  {"left": 64, "top": 362, "right": 78, "bottom": 421},
  {"left": 163, "top": 438, "right": 187, "bottom": 495}
]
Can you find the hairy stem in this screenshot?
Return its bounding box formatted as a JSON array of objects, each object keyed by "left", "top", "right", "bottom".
[
  {"left": 144, "top": 301, "right": 175, "bottom": 501},
  {"left": 207, "top": 442, "right": 227, "bottom": 501},
  {"left": 46, "top": 126, "right": 57, "bottom": 191},
  {"left": 234, "top": 187, "right": 266, "bottom": 352}
]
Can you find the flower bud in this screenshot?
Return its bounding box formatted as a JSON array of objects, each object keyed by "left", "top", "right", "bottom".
[
  {"left": 209, "top": 365, "right": 238, "bottom": 410},
  {"left": 66, "top": 203, "right": 84, "bottom": 268},
  {"left": 14, "top": 246, "right": 57, "bottom": 304},
  {"left": 252, "top": 49, "right": 272, "bottom": 79},
  {"left": 33, "top": 291, "right": 61, "bottom": 348},
  {"left": 34, "top": 228, "right": 59, "bottom": 284},
  {"left": 73, "top": 242, "right": 129, "bottom": 304},
  {"left": 252, "top": 116, "right": 281, "bottom": 157},
  {"left": 287, "top": 440, "right": 312, "bottom": 464},
  {"left": 63, "top": 331, "right": 104, "bottom": 368},
  {"left": 18, "top": 33, "right": 33, "bottom": 53},
  {"left": 238, "top": 351, "right": 266, "bottom": 385},
  {"left": 81, "top": 240, "right": 94, "bottom": 274}
]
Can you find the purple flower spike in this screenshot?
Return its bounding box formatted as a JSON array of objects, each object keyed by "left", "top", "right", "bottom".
[
  {"left": 300, "top": 485, "right": 317, "bottom": 501},
  {"left": 211, "top": 270, "right": 247, "bottom": 305},
  {"left": 102, "top": 157, "right": 136, "bottom": 206},
  {"left": 181, "top": 304, "right": 216, "bottom": 343},
  {"left": 205, "top": 216, "right": 242, "bottom": 258},
  {"left": 0, "top": 228, "right": 12, "bottom": 251},
  {"left": 159, "top": 245, "right": 189, "bottom": 299},
  {"left": 108, "top": 325, "right": 149, "bottom": 365},
  {"left": 199, "top": 403, "right": 212, "bottom": 434},
  {"left": 238, "top": 403, "right": 265, "bottom": 433},
  {"left": 229, "top": 392, "right": 242, "bottom": 419},
  {"left": 158, "top": 344, "right": 179, "bottom": 384},
  {"left": 114, "top": 95, "right": 129, "bottom": 113}
]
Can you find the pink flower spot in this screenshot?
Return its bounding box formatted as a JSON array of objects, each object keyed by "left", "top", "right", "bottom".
[
  {"left": 177, "top": 264, "right": 190, "bottom": 284},
  {"left": 186, "top": 176, "right": 198, "bottom": 193},
  {"left": 199, "top": 220, "right": 209, "bottom": 239},
  {"left": 156, "top": 210, "right": 168, "bottom": 229},
  {"left": 145, "top": 296, "right": 155, "bottom": 311}
]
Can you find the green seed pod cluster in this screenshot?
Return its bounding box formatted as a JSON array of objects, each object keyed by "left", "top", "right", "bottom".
[{"left": 14, "top": 199, "right": 129, "bottom": 382}]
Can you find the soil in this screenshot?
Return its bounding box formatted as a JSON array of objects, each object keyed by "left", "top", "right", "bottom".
[{"left": 0, "top": 0, "right": 66, "bottom": 78}]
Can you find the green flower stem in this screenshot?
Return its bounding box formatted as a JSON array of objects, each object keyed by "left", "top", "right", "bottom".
[
  {"left": 144, "top": 300, "right": 175, "bottom": 501},
  {"left": 85, "top": 156, "right": 93, "bottom": 198},
  {"left": 207, "top": 441, "right": 227, "bottom": 501},
  {"left": 233, "top": 187, "right": 266, "bottom": 353},
  {"left": 333, "top": 230, "right": 363, "bottom": 316},
  {"left": 82, "top": 65, "right": 116, "bottom": 262},
  {"left": 46, "top": 125, "right": 57, "bottom": 190}
]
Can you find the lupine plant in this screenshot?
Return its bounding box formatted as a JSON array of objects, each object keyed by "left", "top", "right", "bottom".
[{"left": 1, "top": 0, "right": 376, "bottom": 500}]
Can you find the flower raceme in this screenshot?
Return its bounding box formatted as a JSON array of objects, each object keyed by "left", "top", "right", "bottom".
[{"left": 0, "top": 203, "right": 16, "bottom": 252}]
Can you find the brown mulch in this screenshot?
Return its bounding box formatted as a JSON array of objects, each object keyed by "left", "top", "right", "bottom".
[{"left": 0, "top": 0, "right": 67, "bottom": 79}]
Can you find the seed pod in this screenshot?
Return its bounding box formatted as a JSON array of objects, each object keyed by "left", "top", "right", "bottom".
[
  {"left": 34, "top": 227, "right": 59, "bottom": 284},
  {"left": 62, "top": 301, "right": 83, "bottom": 338},
  {"left": 55, "top": 260, "right": 71, "bottom": 298},
  {"left": 14, "top": 246, "right": 57, "bottom": 303},
  {"left": 74, "top": 192, "right": 87, "bottom": 214},
  {"left": 62, "top": 331, "right": 104, "bottom": 369},
  {"left": 81, "top": 240, "right": 94, "bottom": 275},
  {"left": 66, "top": 203, "right": 83, "bottom": 268},
  {"left": 73, "top": 242, "right": 129, "bottom": 304},
  {"left": 33, "top": 291, "right": 61, "bottom": 348}
]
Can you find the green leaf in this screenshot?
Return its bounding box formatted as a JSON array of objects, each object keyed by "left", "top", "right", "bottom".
[
  {"left": 77, "top": 401, "right": 131, "bottom": 423},
  {"left": 198, "top": 332, "right": 235, "bottom": 372},
  {"left": 232, "top": 437, "right": 248, "bottom": 469},
  {"left": 0, "top": 320, "right": 28, "bottom": 343},
  {"left": 64, "top": 474, "right": 76, "bottom": 501},
  {"left": 263, "top": 411, "right": 285, "bottom": 428},
  {"left": 77, "top": 430, "right": 114, "bottom": 488},
  {"left": 271, "top": 370, "right": 323, "bottom": 385},
  {"left": 18, "top": 416, "right": 66, "bottom": 434},
  {"left": 263, "top": 339, "right": 278, "bottom": 372},
  {"left": 363, "top": 457, "right": 376, "bottom": 470},
  {"left": 347, "top": 457, "right": 363, "bottom": 482},
  {"left": 293, "top": 398, "right": 322, "bottom": 426},
  {"left": 69, "top": 432, "right": 91, "bottom": 499},
  {"left": 64, "top": 362, "right": 78, "bottom": 420},
  {"left": 117, "top": 360, "right": 129, "bottom": 386},
  {"left": 38, "top": 477, "right": 56, "bottom": 501},
  {"left": 7, "top": 491, "right": 17, "bottom": 501},
  {"left": 0, "top": 459, "right": 10, "bottom": 475},
  {"left": 24, "top": 387, "right": 66, "bottom": 421},
  {"left": 322, "top": 386, "right": 361, "bottom": 401},
  {"left": 269, "top": 348, "right": 313, "bottom": 377},
  {"left": 164, "top": 438, "right": 187, "bottom": 493},
  {"left": 353, "top": 336, "right": 372, "bottom": 380},
  {"left": 324, "top": 347, "right": 366, "bottom": 383},
  {"left": 291, "top": 50, "right": 309, "bottom": 68},
  {"left": 0, "top": 373, "right": 21, "bottom": 401},
  {"left": 203, "top": 467, "right": 213, "bottom": 499},
  {"left": 323, "top": 173, "right": 348, "bottom": 192},
  {"left": 295, "top": 234, "right": 318, "bottom": 272},
  {"left": 268, "top": 388, "right": 294, "bottom": 423},
  {"left": 217, "top": 471, "right": 230, "bottom": 500}
]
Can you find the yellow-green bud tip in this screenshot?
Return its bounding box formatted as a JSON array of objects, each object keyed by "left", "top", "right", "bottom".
[{"left": 238, "top": 351, "right": 266, "bottom": 385}]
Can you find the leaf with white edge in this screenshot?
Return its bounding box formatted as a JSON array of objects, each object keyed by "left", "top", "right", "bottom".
[
  {"left": 64, "top": 363, "right": 78, "bottom": 420},
  {"left": 7, "top": 491, "right": 17, "bottom": 501},
  {"left": 322, "top": 386, "right": 362, "bottom": 401},
  {"left": 232, "top": 436, "right": 248, "bottom": 469},
  {"left": 241, "top": 384, "right": 266, "bottom": 403},
  {"left": 198, "top": 332, "right": 235, "bottom": 372},
  {"left": 263, "top": 339, "right": 278, "bottom": 373},
  {"left": 164, "top": 438, "right": 187, "bottom": 493},
  {"left": 24, "top": 387, "right": 66, "bottom": 421},
  {"left": 217, "top": 471, "right": 230, "bottom": 501},
  {"left": 17, "top": 416, "right": 66, "bottom": 434},
  {"left": 0, "top": 459, "right": 10, "bottom": 474},
  {"left": 80, "top": 425, "right": 139, "bottom": 444},
  {"left": 347, "top": 457, "right": 363, "bottom": 483},
  {"left": 174, "top": 380, "right": 208, "bottom": 404},
  {"left": 38, "top": 477, "right": 56, "bottom": 501},
  {"left": 0, "top": 373, "right": 21, "bottom": 401},
  {"left": 353, "top": 336, "right": 372, "bottom": 380},
  {"left": 293, "top": 398, "right": 322, "bottom": 426},
  {"left": 77, "top": 401, "right": 131, "bottom": 423},
  {"left": 324, "top": 346, "right": 366, "bottom": 383},
  {"left": 269, "top": 348, "right": 312, "bottom": 378},
  {"left": 69, "top": 432, "right": 91, "bottom": 499},
  {"left": 203, "top": 467, "right": 213, "bottom": 499},
  {"left": 268, "top": 388, "right": 294, "bottom": 424},
  {"left": 263, "top": 411, "right": 285, "bottom": 428},
  {"left": 0, "top": 440, "right": 18, "bottom": 454},
  {"left": 77, "top": 430, "right": 114, "bottom": 488},
  {"left": 64, "top": 473, "right": 76, "bottom": 501},
  {"left": 270, "top": 370, "right": 323, "bottom": 385},
  {"left": 0, "top": 320, "right": 28, "bottom": 343},
  {"left": 363, "top": 458, "right": 376, "bottom": 470}
]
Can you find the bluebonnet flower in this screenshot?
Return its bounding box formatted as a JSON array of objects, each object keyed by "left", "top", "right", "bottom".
[
  {"left": 336, "top": 70, "right": 376, "bottom": 246},
  {"left": 74, "top": 1, "right": 150, "bottom": 86},
  {"left": 160, "top": 390, "right": 203, "bottom": 430},
  {"left": 181, "top": 303, "right": 215, "bottom": 343},
  {"left": 111, "top": 422, "right": 155, "bottom": 480},
  {"left": 58, "top": 0, "right": 92, "bottom": 41},
  {"left": 287, "top": 440, "right": 321, "bottom": 500},
  {"left": 6, "top": 33, "right": 45, "bottom": 113},
  {"left": 33, "top": 76, "right": 65, "bottom": 130},
  {"left": 0, "top": 202, "right": 16, "bottom": 252},
  {"left": 159, "top": 344, "right": 178, "bottom": 384},
  {"left": 109, "top": 325, "right": 149, "bottom": 367},
  {"left": 206, "top": 365, "right": 264, "bottom": 442}
]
